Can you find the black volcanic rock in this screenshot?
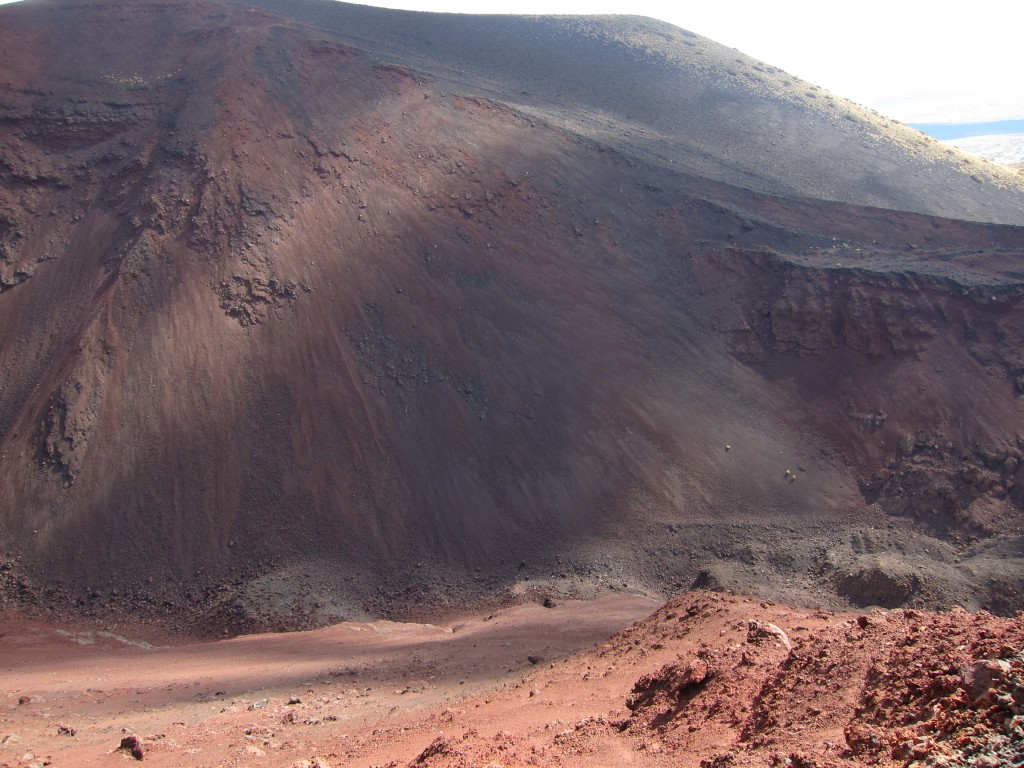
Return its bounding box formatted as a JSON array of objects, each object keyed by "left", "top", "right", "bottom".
[{"left": 0, "top": 0, "right": 1022, "bottom": 630}]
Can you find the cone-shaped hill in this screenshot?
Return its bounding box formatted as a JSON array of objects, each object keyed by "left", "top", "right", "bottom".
[{"left": 1, "top": 0, "right": 1022, "bottom": 631}]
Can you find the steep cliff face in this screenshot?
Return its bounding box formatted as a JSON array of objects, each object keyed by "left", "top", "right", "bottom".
[
  {"left": 709, "top": 244, "right": 1024, "bottom": 539},
  {"left": 0, "top": 0, "right": 1022, "bottom": 629}
]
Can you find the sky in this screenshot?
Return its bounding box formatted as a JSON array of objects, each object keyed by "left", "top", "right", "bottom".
[{"left": 0, "top": 0, "right": 1019, "bottom": 123}]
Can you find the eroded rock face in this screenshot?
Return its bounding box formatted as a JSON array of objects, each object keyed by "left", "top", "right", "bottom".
[
  {"left": 626, "top": 657, "right": 712, "bottom": 718},
  {"left": 706, "top": 244, "right": 1024, "bottom": 540},
  {"left": 866, "top": 434, "right": 1024, "bottom": 535},
  {"left": 621, "top": 594, "right": 1024, "bottom": 768}
]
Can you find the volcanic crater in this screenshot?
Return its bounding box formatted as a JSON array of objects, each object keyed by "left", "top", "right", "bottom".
[{"left": 3, "top": 1, "right": 1024, "bottom": 766}]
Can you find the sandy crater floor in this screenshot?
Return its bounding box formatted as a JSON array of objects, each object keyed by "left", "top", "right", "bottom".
[
  {"left": 3, "top": 590, "right": 1023, "bottom": 768},
  {"left": 1, "top": 594, "right": 659, "bottom": 766}
]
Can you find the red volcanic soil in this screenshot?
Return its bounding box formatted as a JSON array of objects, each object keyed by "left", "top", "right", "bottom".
[
  {"left": 0, "top": 0, "right": 1023, "bottom": 631},
  {"left": 3, "top": 591, "right": 1022, "bottom": 767}
]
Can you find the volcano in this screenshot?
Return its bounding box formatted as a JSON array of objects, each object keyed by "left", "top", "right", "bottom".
[{"left": 1, "top": 0, "right": 1023, "bottom": 632}]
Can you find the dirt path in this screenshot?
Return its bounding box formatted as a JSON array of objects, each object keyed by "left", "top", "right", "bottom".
[
  {"left": 4, "top": 590, "right": 1022, "bottom": 767},
  {"left": 0, "top": 593, "right": 659, "bottom": 766}
]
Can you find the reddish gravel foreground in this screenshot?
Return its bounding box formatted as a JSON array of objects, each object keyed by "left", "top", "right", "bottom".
[{"left": 2, "top": 590, "right": 1022, "bottom": 768}]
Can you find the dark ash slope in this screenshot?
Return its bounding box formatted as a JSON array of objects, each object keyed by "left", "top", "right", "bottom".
[{"left": 0, "top": 0, "right": 1022, "bottom": 631}]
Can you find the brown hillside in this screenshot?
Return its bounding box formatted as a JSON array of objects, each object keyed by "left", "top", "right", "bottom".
[{"left": 0, "top": 0, "right": 1022, "bottom": 630}]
